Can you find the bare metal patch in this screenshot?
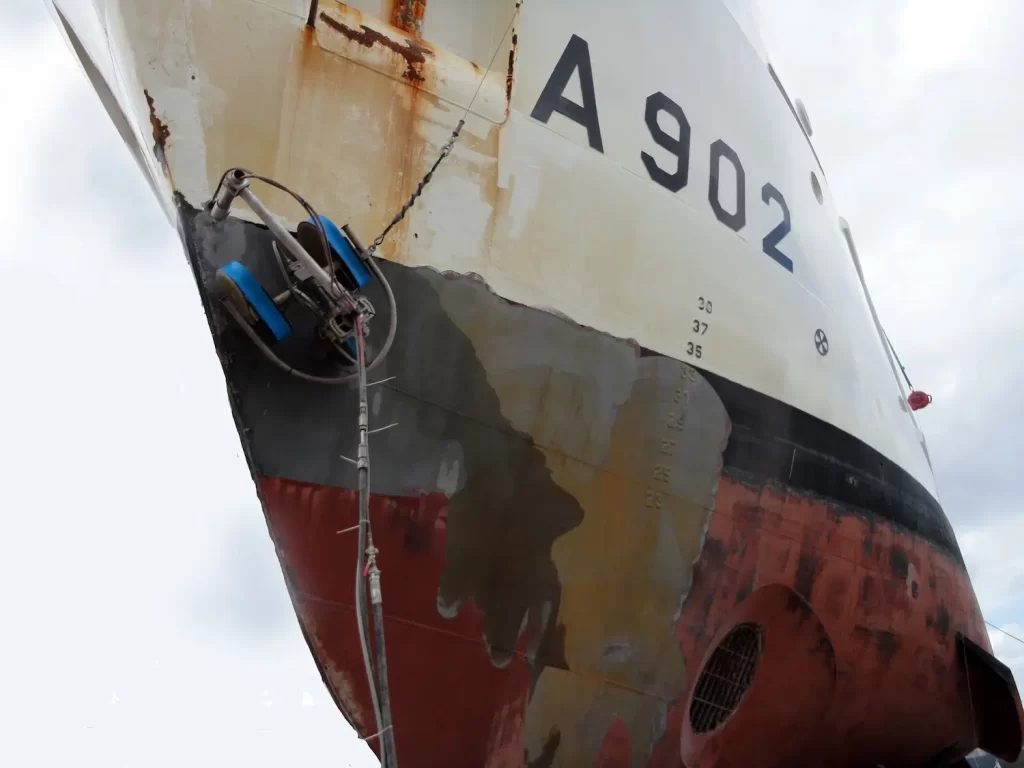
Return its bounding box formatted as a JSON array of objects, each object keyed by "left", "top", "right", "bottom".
[{"left": 419, "top": 268, "right": 731, "bottom": 765}]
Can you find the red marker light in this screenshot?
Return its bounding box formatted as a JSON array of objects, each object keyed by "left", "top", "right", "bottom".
[{"left": 908, "top": 391, "right": 932, "bottom": 411}]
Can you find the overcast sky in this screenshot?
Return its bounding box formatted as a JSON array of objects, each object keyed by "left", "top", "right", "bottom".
[{"left": 2, "top": 0, "right": 1023, "bottom": 765}]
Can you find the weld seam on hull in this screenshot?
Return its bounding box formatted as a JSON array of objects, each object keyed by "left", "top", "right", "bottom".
[{"left": 303, "top": 590, "right": 672, "bottom": 702}]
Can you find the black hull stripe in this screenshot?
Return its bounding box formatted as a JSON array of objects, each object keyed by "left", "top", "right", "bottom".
[{"left": 683, "top": 361, "right": 960, "bottom": 565}]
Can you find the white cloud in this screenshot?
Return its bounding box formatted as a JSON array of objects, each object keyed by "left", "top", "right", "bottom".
[{"left": 900, "top": 0, "right": 999, "bottom": 75}]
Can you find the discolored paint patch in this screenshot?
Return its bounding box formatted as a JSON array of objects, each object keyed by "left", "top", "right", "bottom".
[
  {"left": 516, "top": 357, "right": 730, "bottom": 767},
  {"left": 935, "top": 603, "right": 951, "bottom": 638},
  {"left": 600, "top": 642, "right": 635, "bottom": 665},
  {"left": 318, "top": 12, "right": 432, "bottom": 82},
  {"left": 891, "top": 546, "right": 910, "bottom": 580},
  {"left": 795, "top": 550, "right": 819, "bottom": 599},
  {"left": 876, "top": 629, "right": 900, "bottom": 662},
  {"left": 854, "top": 626, "right": 902, "bottom": 664},
  {"left": 824, "top": 575, "right": 848, "bottom": 618}
]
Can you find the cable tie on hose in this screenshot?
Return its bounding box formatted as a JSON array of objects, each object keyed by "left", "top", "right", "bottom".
[{"left": 361, "top": 725, "right": 393, "bottom": 743}]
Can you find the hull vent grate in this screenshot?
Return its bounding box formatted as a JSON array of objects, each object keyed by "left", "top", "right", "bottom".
[{"left": 689, "top": 623, "right": 763, "bottom": 734}]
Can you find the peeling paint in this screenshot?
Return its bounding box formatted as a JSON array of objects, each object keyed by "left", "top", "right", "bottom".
[
  {"left": 143, "top": 88, "right": 170, "bottom": 172},
  {"left": 891, "top": 545, "right": 910, "bottom": 580},
  {"left": 505, "top": 33, "right": 518, "bottom": 106},
  {"left": 300, "top": 605, "right": 366, "bottom": 732},
  {"left": 435, "top": 592, "right": 461, "bottom": 620},
  {"left": 435, "top": 453, "right": 460, "bottom": 496}
]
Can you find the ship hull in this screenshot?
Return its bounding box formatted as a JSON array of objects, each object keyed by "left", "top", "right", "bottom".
[
  {"left": 180, "top": 202, "right": 995, "bottom": 767},
  {"left": 47, "top": 0, "right": 1024, "bottom": 762}
]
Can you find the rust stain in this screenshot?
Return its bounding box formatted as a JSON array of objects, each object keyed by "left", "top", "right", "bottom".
[
  {"left": 318, "top": 12, "right": 432, "bottom": 83},
  {"left": 505, "top": 33, "right": 518, "bottom": 106},
  {"left": 300, "top": 21, "right": 316, "bottom": 52},
  {"left": 934, "top": 602, "right": 951, "bottom": 637},
  {"left": 890, "top": 545, "right": 910, "bottom": 580},
  {"left": 853, "top": 625, "right": 902, "bottom": 664},
  {"left": 302, "top": 4, "right": 439, "bottom": 265},
  {"left": 390, "top": 0, "right": 427, "bottom": 36},
  {"left": 143, "top": 88, "right": 170, "bottom": 173},
  {"left": 795, "top": 549, "right": 819, "bottom": 599}
]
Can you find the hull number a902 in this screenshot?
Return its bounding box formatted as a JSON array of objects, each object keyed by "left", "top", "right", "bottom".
[{"left": 530, "top": 35, "right": 795, "bottom": 273}]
